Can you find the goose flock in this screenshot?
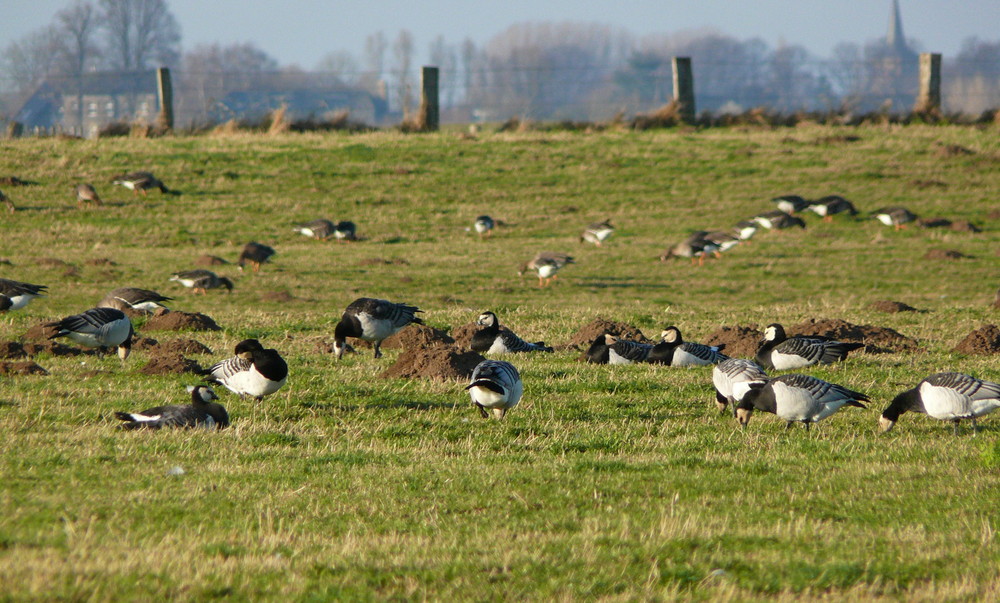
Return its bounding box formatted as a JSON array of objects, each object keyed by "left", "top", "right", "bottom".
[{"left": 1, "top": 174, "right": 995, "bottom": 437}]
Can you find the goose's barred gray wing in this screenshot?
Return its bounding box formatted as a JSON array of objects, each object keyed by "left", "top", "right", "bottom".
[
  {"left": 208, "top": 356, "right": 254, "bottom": 381},
  {"left": 608, "top": 338, "right": 654, "bottom": 364},
  {"left": 466, "top": 359, "right": 523, "bottom": 419}
]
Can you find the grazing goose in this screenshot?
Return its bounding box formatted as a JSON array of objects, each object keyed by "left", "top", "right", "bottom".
[
  {"left": 755, "top": 323, "right": 864, "bottom": 371},
  {"left": 712, "top": 358, "right": 769, "bottom": 414},
  {"left": 0, "top": 278, "right": 47, "bottom": 313},
  {"left": 879, "top": 372, "right": 1000, "bottom": 435},
  {"left": 331, "top": 220, "right": 357, "bottom": 241},
  {"left": 872, "top": 206, "right": 918, "bottom": 230},
  {"left": 735, "top": 374, "right": 869, "bottom": 430},
  {"left": 604, "top": 334, "right": 655, "bottom": 365},
  {"left": 207, "top": 339, "right": 288, "bottom": 401},
  {"left": 75, "top": 183, "right": 102, "bottom": 207},
  {"left": 807, "top": 195, "right": 858, "bottom": 221},
  {"left": 466, "top": 359, "right": 523, "bottom": 419},
  {"left": 470, "top": 311, "right": 553, "bottom": 354},
  {"left": 98, "top": 287, "right": 172, "bottom": 314},
  {"left": 115, "top": 385, "right": 229, "bottom": 430},
  {"left": 584, "top": 334, "right": 611, "bottom": 364},
  {"left": 47, "top": 307, "right": 134, "bottom": 359},
  {"left": 519, "top": 252, "right": 574, "bottom": 287},
  {"left": 648, "top": 326, "right": 728, "bottom": 366},
  {"left": 733, "top": 220, "right": 759, "bottom": 241},
  {"left": 703, "top": 230, "right": 741, "bottom": 253},
  {"left": 332, "top": 297, "right": 423, "bottom": 359},
  {"left": 752, "top": 210, "right": 806, "bottom": 230},
  {"left": 659, "top": 233, "right": 721, "bottom": 266},
  {"left": 580, "top": 219, "right": 614, "bottom": 246},
  {"left": 294, "top": 219, "right": 336, "bottom": 240},
  {"left": 237, "top": 242, "right": 276, "bottom": 273},
  {"left": 772, "top": 195, "right": 810, "bottom": 214},
  {"left": 1, "top": 188, "right": 15, "bottom": 213},
  {"left": 169, "top": 269, "right": 234, "bottom": 294},
  {"left": 112, "top": 171, "right": 169, "bottom": 195},
  {"left": 473, "top": 215, "right": 495, "bottom": 237}
]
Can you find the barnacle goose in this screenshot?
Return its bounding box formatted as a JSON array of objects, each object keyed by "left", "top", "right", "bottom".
[
  {"left": 648, "top": 326, "right": 728, "bottom": 366},
  {"left": 0, "top": 278, "right": 47, "bottom": 313},
  {"left": 466, "top": 359, "right": 523, "bottom": 419},
  {"left": 879, "top": 372, "right": 1000, "bottom": 435},
  {"left": 115, "top": 385, "right": 229, "bottom": 430},
  {"left": 333, "top": 297, "right": 423, "bottom": 359},
  {"left": 47, "top": 307, "right": 134, "bottom": 359},
  {"left": 755, "top": 323, "right": 863, "bottom": 371},
  {"left": 470, "top": 311, "right": 553, "bottom": 354},
  {"left": 712, "top": 358, "right": 769, "bottom": 414},
  {"left": 207, "top": 339, "right": 288, "bottom": 401},
  {"left": 474, "top": 215, "right": 495, "bottom": 237},
  {"left": 735, "top": 374, "right": 868, "bottom": 431},
  {"left": 604, "top": 334, "right": 655, "bottom": 365}
]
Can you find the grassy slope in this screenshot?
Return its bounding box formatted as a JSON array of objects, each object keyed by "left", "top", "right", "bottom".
[{"left": 0, "top": 125, "right": 998, "bottom": 600}]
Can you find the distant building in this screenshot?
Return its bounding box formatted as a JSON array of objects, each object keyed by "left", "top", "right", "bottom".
[
  {"left": 14, "top": 71, "right": 160, "bottom": 138},
  {"left": 208, "top": 87, "right": 388, "bottom": 125},
  {"left": 868, "top": 0, "right": 920, "bottom": 111}
]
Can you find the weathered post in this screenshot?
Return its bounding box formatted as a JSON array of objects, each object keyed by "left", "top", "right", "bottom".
[
  {"left": 915, "top": 53, "right": 941, "bottom": 113},
  {"left": 156, "top": 67, "right": 174, "bottom": 131},
  {"left": 672, "top": 57, "right": 695, "bottom": 122},
  {"left": 418, "top": 66, "right": 440, "bottom": 131}
]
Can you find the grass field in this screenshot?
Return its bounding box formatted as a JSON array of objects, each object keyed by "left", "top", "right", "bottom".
[{"left": 1, "top": 124, "right": 999, "bottom": 600}]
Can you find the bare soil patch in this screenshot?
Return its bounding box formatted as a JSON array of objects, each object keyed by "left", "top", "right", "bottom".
[
  {"left": 261, "top": 291, "right": 296, "bottom": 303},
  {"left": 23, "top": 322, "right": 61, "bottom": 341},
  {"left": 0, "top": 360, "right": 48, "bottom": 375},
  {"left": 196, "top": 255, "right": 229, "bottom": 266},
  {"left": 0, "top": 341, "right": 26, "bottom": 359},
  {"left": 380, "top": 346, "right": 485, "bottom": 381},
  {"left": 788, "top": 318, "right": 920, "bottom": 354},
  {"left": 923, "top": 249, "right": 970, "bottom": 260},
  {"left": 451, "top": 322, "right": 479, "bottom": 350},
  {"left": 934, "top": 143, "right": 975, "bottom": 157},
  {"left": 953, "top": 324, "right": 1000, "bottom": 355},
  {"left": 133, "top": 337, "right": 211, "bottom": 355},
  {"left": 380, "top": 324, "right": 455, "bottom": 350},
  {"left": 564, "top": 317, "right": 650, "bottom": 350},
  {"left": 869, "top": 300, "right": 919, "bottom": 313},
  {"left": 139, "top": 353, "right": 205, "bottom": 375},
  {"left": 703, "top": 325, "right": 763, "bottom": 358},
  {"left": 143, "top": 311, "right": 221, "bottom": 331}
]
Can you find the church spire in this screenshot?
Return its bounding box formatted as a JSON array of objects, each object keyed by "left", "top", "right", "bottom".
[{"left": 886, "top": 0, "right": 908, "bottom": 53}]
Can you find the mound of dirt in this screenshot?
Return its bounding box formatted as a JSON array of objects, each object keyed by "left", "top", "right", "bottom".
[
  {"left": 953, "top": 324, "right": 1000, "bottom": 355},
  {"left": 195, "top": 255, "right": 229, "bottom": 266},
  {"left": 131, "top": 336, "right": 159, "bottom": 351},
  {"left": 451, "top": 322, "right": 480, "bottom": 350},
  {"left": 380, "top": 345, "right": 485, "bottom": 381},
  {"left": 23, "top": 322, "right": 60, "bottom": 341},
  {"left": 85, "top": 258, "right": 116, "bottom": 266},
  {"left": 924, "top": 249, "right": 970, "bottom": 260},
  {"left": 565, "top": 317, "right": 650, "bottom": 350},
  {"left": 0, "top": 341, "right": 26, "bottom": 359},
  {"left": 869, "top": 300, "right": 919, "bottom": 313},
  {"left": 21, "top": 341, "right": 83, "bottom": 357},
  {"left": 143, "top": 311, "right": 221, "bottom": 331},
  {"left": 935, "top": 143, "right": 975, "bottom": 157},
  {"left": 0, "top": 360, "right": 48, "bottom": 375},
  {"left": 788, "top": 318, "right": 919, "bottom": 354},
  {"left": 261, "top": 291, "right": 296, "bottom": 303},
  {"left": 133, "top": 337, "right": 211, "bottom": 355},
  {"left": 139, "top": 353, "right": 204, "bottom": 375},
  {"left": 703, "top": 325, "right": 763, "bottom": 358},
  {"left": 949, "top": 220, "right": 981, "bottom": 233},
  {"left": 380, "top": 323, "right": 455, "bottom": 351}
]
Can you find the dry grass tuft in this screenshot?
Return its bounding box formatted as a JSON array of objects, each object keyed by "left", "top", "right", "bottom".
[{"left": 267, "top": 104, "right": 291, "bottom": 135}]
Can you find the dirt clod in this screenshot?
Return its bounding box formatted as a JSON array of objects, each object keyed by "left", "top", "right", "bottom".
[
  {"left": 23, "top": 322, "right": 61, "bottom": 341},
  {"left": 703, "top": 325, "right": 763, "bottom": 358},
  {"left": 261, "top": 291, "right": 296, "bottom": 303},
  {"left": 788, "top": 318, "right": 919, "bottom": 354},
  {"left": 380, "top": 345, "right": 485, "bottom": 381},
  {"left": 379, "top": 324, "right": 455, "bottom": 351},
  {"left": 0, "top": 341, "right": 26, "bottom": 359},
  {"left": 869, "top": 300, "right": 919, "bottom": 313},
  {"left": 0, "top": 360, "right": 48, "bottom": 375},
  {"left": 139, "top": 353, "right": 204, "bottom": 375},
  {"left": 923, "top": 249, "right": 969, "bottom": 260},
  {"left": 195, "top": 255, "right": 229, "bottom": 266},
  {"left": 451, "top": 322, "right": 480, "bottom": 350},
  {"left": 565, "top": 318, "right": 650, "bottom": 350},
  {"left": 953, "top": 324, "right": 1000, "bottom": 355},
  {"left": 143, "top": 311, "right": 221, "bottom": 331}
]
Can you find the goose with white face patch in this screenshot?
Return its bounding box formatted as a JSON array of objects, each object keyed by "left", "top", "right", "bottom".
[
  {"left": 755, "top": 323, "right": 863, "bottom": 371},
  {"left": 648, "top": 326, "right": 728, "bottom": 366},
  {"left": 712, "top": 358, "right": 769, "bottom": 414},
  {"left": 0, "top": 278, "right": 47, "bottom": 313},
  {"left": 735, "top": 374, "right": 868, "bottom": 431},
  {"left": 466, "top": 359, "right": 523, "bottom": 419},
  {"left": 207, "top": 339, "right": 288, "bottom": 401},
  {"left": 332, "top": 297, "right": 423, "bottom": 359},
  {"left": 115, "top": 385, "right": 229, "bottom": 430},
  {"left": 98, "top": 287, "right": 172, "bottom": 314},
  {"left": 879, "top": 372, "right": 1000, "bottom": 435},
  {"left": 603, "top": 334, "right": 654, "bottom": 365},
  {"left": 474, "top": 215, "right": 495, "bottom": 237},
  {"left": 47, "top": 307, "right": 134, "bottom": 359},
  {"left": 470, "top": 311, "right": 553, "bottom": 354}
]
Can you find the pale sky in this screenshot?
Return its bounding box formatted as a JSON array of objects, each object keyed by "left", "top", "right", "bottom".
[{"left": 3, "top": 1, "right": 998, "bottom": 69}]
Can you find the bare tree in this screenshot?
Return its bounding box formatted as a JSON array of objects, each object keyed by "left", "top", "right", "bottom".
[
  {"left": 428, "top": 35, "right": 456, "bottom": 108},
  {"left": 99, "top": 0, "right": 181, "bottom": 71},
  {"left": 1, "top": 26, "right": 60, "bottom": 99},
  {"left": 53, "top": 1, "right": 102, "bottom": 132},
  {"left": 316, "top": 50, "right": 361, "bottom": 86},
  {"left": 361, "top": 31, "right": 386, "bottom": 95},
  {"left": 180, "top": 42, "right": 278, "bottom": 123},
  {"left": 392, "top": 30, "right": 414, "bottom": 116}
]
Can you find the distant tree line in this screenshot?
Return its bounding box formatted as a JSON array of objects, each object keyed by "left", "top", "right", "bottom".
[{"left": 2, "top": 1, "right": 999, "bottom": 127}]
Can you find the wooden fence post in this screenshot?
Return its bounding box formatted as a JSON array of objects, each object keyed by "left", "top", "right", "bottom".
[
  {"left": 672, "top": 57, "right": 696, "bottom": 122},
  {"left": 156, "top": 67, "right": 174, "bottom": 131},
  {"left": 915, "top": 53, "right": 941, "bottom": 113},
  {"left": 418, "top": 66, "right": 440, "bottom": 131}
]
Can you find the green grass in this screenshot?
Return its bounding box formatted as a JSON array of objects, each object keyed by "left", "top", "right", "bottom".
[{"left": 1, "top": 124, "right": 999, "bottom": 600}]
